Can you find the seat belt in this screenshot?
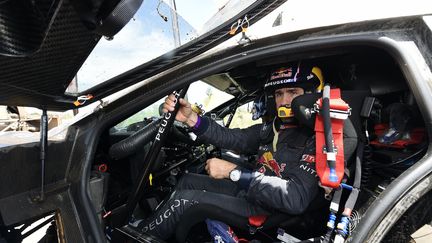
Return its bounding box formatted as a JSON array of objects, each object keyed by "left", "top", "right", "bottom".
[
  {"left": 333, "top": 141, "right": 363, "bottom": 242},
  {"left": 314, "top": 85, "right": 353, "bottom": 243},
  {"left": 315, "top": 86, "right": 365, "bottom": 243},
  {"left": 320, "top": 143, "right": 363, "bottom": 243},
  {"left": 314, "top": 86, "right": 351, "bottom": 188},
  {"left": 321, "top": 182, "right": 344, "bottom": 243}
]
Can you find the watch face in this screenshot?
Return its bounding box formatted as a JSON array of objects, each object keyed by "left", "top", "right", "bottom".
[{"left": 230, "top": 169, "right": 241, "bottom": 181}]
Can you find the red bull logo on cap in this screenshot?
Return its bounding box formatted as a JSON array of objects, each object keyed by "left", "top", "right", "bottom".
[{"left": 258, "top": 152, "right": 286, "bottom": 177}]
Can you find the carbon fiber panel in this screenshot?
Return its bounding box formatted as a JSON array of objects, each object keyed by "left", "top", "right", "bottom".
[
  {"left": 0, "top": 0, "right": 45, "bottom": 56},
  {"left": 0, "top": 0, "right": 99, "bottom": 110}
]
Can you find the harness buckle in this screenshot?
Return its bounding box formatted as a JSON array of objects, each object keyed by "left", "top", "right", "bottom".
[
  {"left": 313, "top": 103, "right": 351, "bottom": 120},
  {"left": 248, "top": 215, "right": 267, "bottom": 235},
  {"left": 322, "top": 146, "right": 338, "bottom": 162}
]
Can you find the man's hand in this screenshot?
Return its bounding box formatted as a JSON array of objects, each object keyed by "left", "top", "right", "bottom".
[
  {"left": 162, "top": 94, "right": 198, "bottom": 127},
  {"left": 205, "top": 158, "right": 237, "bottom": 179}
]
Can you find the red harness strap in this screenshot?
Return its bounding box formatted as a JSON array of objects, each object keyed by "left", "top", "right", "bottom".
[{"left": 315, "top": 89, "right": 350, "bottom": 188}]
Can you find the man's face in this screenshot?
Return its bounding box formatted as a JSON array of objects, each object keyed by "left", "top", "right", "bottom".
[{"left": 274, "top": 87, "right": 304, "bottom": 108}]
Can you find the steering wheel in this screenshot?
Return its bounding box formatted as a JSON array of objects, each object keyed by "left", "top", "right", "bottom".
[{"left": 109, "top": 118, "right": 196, "bottom": 160}]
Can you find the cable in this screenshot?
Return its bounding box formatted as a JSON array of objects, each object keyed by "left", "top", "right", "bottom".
[{"left": 157, "top": 0, "right": 168, "bottom": 22}]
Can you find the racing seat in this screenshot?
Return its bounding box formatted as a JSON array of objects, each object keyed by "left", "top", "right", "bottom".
[{"left": 175, "top": 90, "right": 371, "bottom": 242}]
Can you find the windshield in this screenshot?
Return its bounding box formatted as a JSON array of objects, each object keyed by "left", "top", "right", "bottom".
[{"left": 73, "top": 0, "right": 257, "bottom": 93}]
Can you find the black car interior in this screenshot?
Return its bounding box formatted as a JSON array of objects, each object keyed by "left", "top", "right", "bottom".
[{"left": 88, "top": 46, "right": 428, "bottom": 242}]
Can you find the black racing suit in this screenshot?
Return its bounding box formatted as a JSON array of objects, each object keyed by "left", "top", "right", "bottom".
[{"left": 133, "top": 116, "right": 357, "bottom": 240}]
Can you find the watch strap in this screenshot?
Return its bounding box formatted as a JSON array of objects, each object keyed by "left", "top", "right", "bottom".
[{"left": 237, "top": 168, "right": 254, "bottom": 190}]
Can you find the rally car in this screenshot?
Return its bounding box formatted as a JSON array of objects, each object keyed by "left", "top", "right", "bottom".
[{"left": 0, "top": 0, "right": 432, "bottom": 242}]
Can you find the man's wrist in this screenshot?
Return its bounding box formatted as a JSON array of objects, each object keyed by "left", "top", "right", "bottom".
[{"left": 191, "top": 116, "right": 209, "bottom": 136}]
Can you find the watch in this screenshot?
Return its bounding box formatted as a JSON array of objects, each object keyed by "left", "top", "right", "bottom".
[{"left": 229, "top": 169, "right": 242, "bottom": 182}]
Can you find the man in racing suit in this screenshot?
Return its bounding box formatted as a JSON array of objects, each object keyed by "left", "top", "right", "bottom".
[{"left": 131, "top": 63, "right": 357, "bottom": 240}]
